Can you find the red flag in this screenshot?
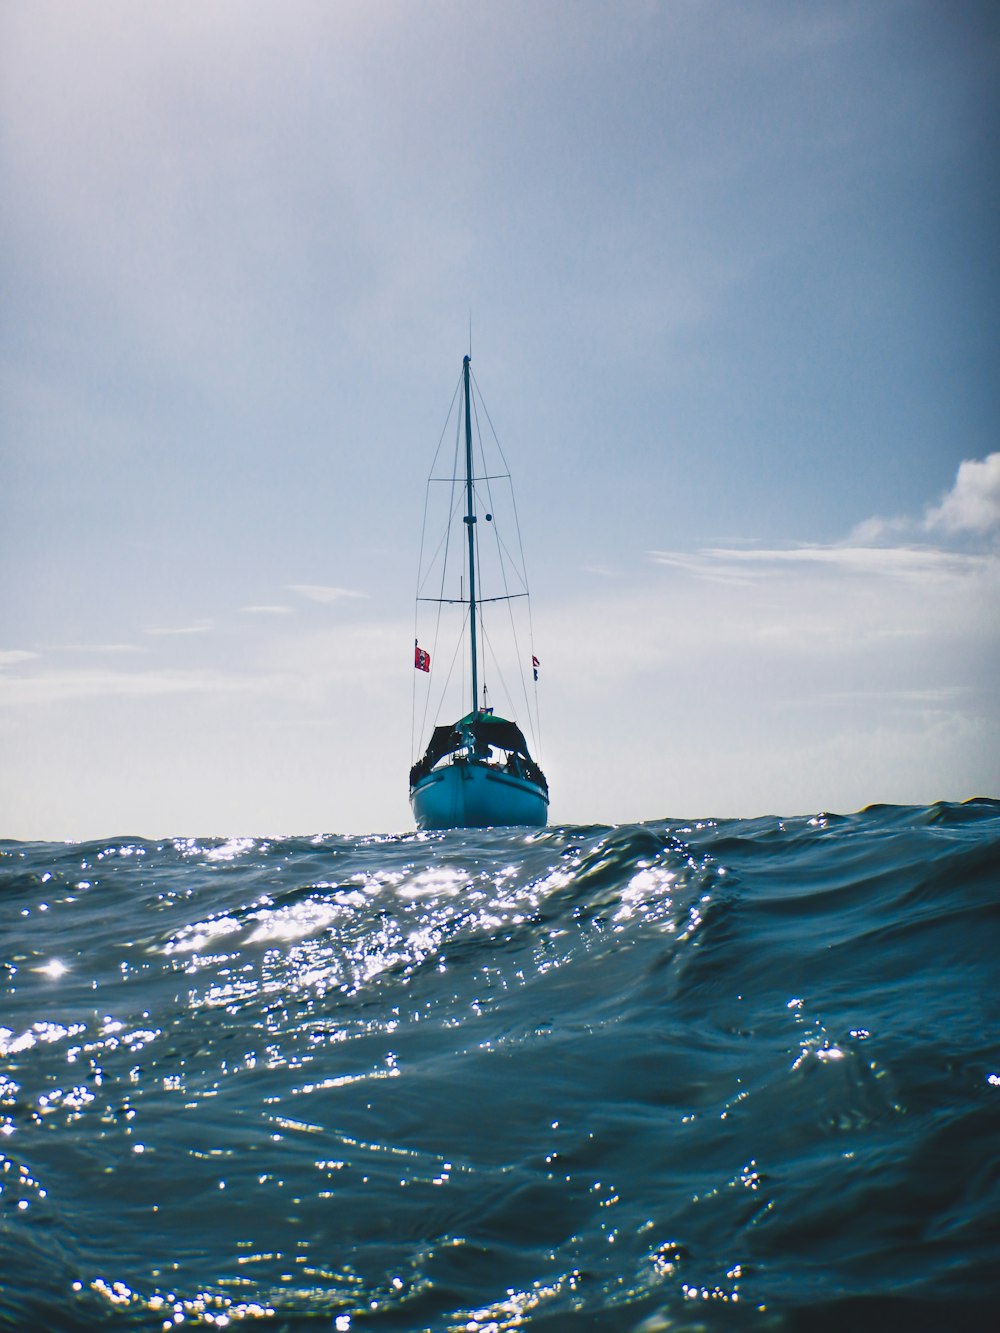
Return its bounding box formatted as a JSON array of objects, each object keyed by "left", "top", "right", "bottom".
[
  {"left": 532, "top": 654, "right": 540, "bottom": 681},
  {"left": 414, "top": 641, "right": 431, "bottom": 673}
]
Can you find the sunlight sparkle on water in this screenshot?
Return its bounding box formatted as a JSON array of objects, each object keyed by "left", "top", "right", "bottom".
[
  {"left": 398, "top": 866, "right": 466, "bottom": 898},
  {"left": 35, "top": 959, "right": 68, "bottom": 979}
]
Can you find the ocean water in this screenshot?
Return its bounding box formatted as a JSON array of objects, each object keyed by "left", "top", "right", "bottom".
[{"left": 1, "top": 801, "right": 998, "bottom": 1332}]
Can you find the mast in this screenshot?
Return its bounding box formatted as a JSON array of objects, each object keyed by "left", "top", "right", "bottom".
[{"left": 462, "top": 355, "right": 479, "bottom": 715}]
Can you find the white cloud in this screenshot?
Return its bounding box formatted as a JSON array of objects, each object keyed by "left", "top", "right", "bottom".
[
  {"left": 848, "top": 453, "right": 1000, "bottom": 547},
  {"left": 847, "top": 514, "right": 907, "bottom": 544},
  {"left": 241, "top": 605, "right": 294, "bottom": 616},
  {"left": 924, "top": 452, "right": 1000, "bottom": 536}
]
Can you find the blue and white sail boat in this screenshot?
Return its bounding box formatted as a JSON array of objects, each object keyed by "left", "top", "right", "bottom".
[{"left": 409, "top": 355, "right": 548, "bottom": 830}]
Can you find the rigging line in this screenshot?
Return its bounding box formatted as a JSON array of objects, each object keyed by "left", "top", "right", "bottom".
[
  {"left": 424, "top": 373, "right": 463, "bottom": 482},
  {"left": 506, "top": 478, "right": 532, "bottom": 597},
  {"left": 419, "top": 597, "right": 466, "bottom": 759},
  {"left": 469, "top": 386, "right": 511, "bottom": 712},
  {"left": 472, "top": 468, "right": 486, "bottom": 710},
  {"left": 469, "top": 388, "right": 520, "bottom": 598},
  {"left": 417, "top": 547, "right": 458, "bottom": 756},
  {"left": 414, "top": 371, "right": 463, "bottom": 754},
  {"left": 414, "top": 591, "right": 438, "bottom": 762},
  {"left": 440, "top": 398, "right": 463, "bottom": 601},
  {"left": 416, "top": 372, "right": 464, "bottom": 603},
  {"left": 507, "top": 561, "right": 533, "bottom": 722},
  {"left": 430, "top": 411, "right": 465, "bottom": 723},
  {"left": 427, "top": 606, "right": 469, "bottom": 742},
  {"left": 469, "top": 375, "right": 541, "bottom": 751},
  {"left": 471, "top": 366, "right": 533, "bottom": 595},
  {"left": 411, "top": 625, "right": 417, "bottom": 764},
  {"left": 470, "top": 368, "right": 543, "bottom": 756},
  {"left": 424, "top": 394, "right": 469, "bottom": 751},
  {"left": 417, "top": 585, "right": 448, "bottom": 759},
  {"left": 503, "top": 566, "right": 535, "bottom": 753},
  {"left": 416, "top": 486, "right": 471, "bottom": 600},
  {"left": 526, "top": 571, "right": 541, "bottom": 756},
  {"left": 469, "top": 382, "right": 504, "bottom": 509},
  {"left": 489, "top": 519, "right": 529, "bottom": 593},
  {"left": 416, "top": 405, "right": 463, "bottom": 754},
  {"left": 416, "top": 480, "right": 450, "bottom": 600},
  {"left": 414, "top": 501, "right": 434, "bottom": 761},
  {"left": 469, "top": 383, "right": 498, "bottom": 552},
  {"left": 469, "top": 367, "right": 514, "bottom": 489},
  {"left": 479, "top": 619, "right": 517, "bottom": 724},
  {"left": 469, "top": 374, "right": 531, "bottom": 599},
  {"left": 427, "top": 411, "right": 463, "bottom": 732}
]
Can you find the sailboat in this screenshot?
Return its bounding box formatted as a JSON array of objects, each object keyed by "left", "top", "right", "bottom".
[{"left": 409, "top": 355, "right": 549, "bottom": 830}]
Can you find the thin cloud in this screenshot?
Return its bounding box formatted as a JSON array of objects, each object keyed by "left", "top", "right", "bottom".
[
  {"left": 241, "top": 605, "right": 294, "bottom": 616},
  {"left": 0, "top": 667, "right": 260, "bottom": 708},
  {"left": 287, "top": 585, "right": 367, "bottom": 604},
  {"left": 0, "top": 649, "right": 39, "bottom": 667},
  {"left": 48, "top": 643, "right": 144, "bottom": 654},
  {"left": 812, "top": 686, "right": 972, "bottom": 707},
  {"left": 144, "top": 622, "right": 215, "bottom": 636},
  {"left": 649, "top": 544, "right": 993, "bottom": 583},
  {"left": 656, "top": 453, "right": 1000, "bottom": 586}
]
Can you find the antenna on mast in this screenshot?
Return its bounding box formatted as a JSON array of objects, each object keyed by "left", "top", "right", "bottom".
[{"left": 468, "top": 311, "right": 473, "bottom": 360}]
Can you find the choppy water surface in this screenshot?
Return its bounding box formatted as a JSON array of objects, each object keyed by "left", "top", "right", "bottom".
[{"left": 2, "top": 801, "right": 998, "bottom": 1330}]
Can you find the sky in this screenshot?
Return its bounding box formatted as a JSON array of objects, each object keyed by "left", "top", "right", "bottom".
[{"left": 2, "top": 0, "right": 998, "bottom": 838}]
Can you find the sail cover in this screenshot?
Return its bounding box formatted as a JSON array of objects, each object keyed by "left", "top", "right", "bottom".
[
  {"left": 420, "top": 715, "right": 533, "bottom": 768},
  {"left": 468, "top": 716, "right": 533, "bottom": 757},
  {"left": 410, "top": 712, "right": 544, "bottom": 791}
]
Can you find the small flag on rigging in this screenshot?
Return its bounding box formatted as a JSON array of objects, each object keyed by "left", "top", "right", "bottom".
[
  {"left": 532, "top": 654, "right": 540, "bottom": 681},
  {"left": 414, "top": 641, "right": 431, "bottom": 673}
]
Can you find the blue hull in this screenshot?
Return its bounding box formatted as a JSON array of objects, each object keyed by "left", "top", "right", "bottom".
[{"left": 410, "top": 759, "right": 548, "bottom": 831}]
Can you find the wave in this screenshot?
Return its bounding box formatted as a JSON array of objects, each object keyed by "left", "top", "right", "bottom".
[{"left": 1, "top": 800, "right": 998, "bottom": 1329}]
